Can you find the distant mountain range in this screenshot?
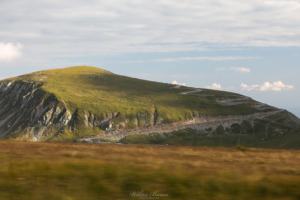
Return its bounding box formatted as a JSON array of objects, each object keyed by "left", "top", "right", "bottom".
[{"left": 1, "top": 66, "right": 299, "bottom": 148}]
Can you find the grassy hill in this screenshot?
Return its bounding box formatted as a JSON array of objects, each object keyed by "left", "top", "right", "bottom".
[
  {"left": 0, "top": 66, "right": 298, "bottom": 146},
  {"left": 7, "top": 66, "right": 263, "bottom": 118}
]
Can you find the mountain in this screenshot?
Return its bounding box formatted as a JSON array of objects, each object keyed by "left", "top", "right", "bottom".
[{"left": 1, "top": 66, "right": 300, "bottom": 148}]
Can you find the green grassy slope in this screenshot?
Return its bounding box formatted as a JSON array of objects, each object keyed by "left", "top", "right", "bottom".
[
  {"left": 3, "top": 66, "right": 271, "bottom": 121},
  {"left": 0, "top": 66, "right": 282, "bottom": 142}
]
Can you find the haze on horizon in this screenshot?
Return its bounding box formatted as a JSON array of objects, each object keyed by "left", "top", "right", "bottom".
[{"left": 1, "top": 0, "right": 300, "bottom": 116}]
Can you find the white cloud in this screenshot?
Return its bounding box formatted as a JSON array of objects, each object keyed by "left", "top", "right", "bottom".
[
  {"left": 206, "top": 83, "right": 222, "bottom": 90},
  {"left": 241, "top": 83, "right": 260, "bottom": 91},
  {"left": 171, "top": 80, "right": 186, "bottom": 86},
  {"left": 0, "top": 43, "right": 22, "bottom": 62},
  {"left": 205, "top": 83, "right": 234, "bottom": 90},
  {"left": 216, "top": 67, "right": 251, "bottom": 73},
  {"left": 229, "top": 67, "right": 250, "bottom": 73},
  {"left": 260, "top": 81, "right": 293, "bottom": 91},
  {"left": 241, "top": 81, "right": 293, "bottom": 91}
]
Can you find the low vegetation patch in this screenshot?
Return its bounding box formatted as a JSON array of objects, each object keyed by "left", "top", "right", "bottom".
[
  {"left": 236, "top": 144, "right": 246, "bottom": 151},
  {"left": 120, "top": 113, "right": 300, "bottom": 149}
]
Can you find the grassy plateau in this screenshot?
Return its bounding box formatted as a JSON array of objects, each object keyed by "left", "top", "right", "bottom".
[{"left": 1, "top": 141, "right": 300, "bottom": 200}]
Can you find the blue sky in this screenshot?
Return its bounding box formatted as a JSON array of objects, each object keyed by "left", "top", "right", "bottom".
[{"left": 1, "top": 0, "right": 300, "bottom": 116}]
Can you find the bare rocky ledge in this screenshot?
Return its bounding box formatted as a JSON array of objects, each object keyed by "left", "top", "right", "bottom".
[{"left": 76, "top": 110, "right": 285, "bottom": 143}]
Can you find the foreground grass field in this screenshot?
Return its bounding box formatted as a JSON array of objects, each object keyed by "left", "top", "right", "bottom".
[{"left": 1, "top": 141, "right": 300, "bottom": 199}]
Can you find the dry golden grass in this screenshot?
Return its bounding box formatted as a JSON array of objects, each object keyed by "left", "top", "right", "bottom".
[{"left": 1, "top": 141, "right": 300, "bottom": 199}]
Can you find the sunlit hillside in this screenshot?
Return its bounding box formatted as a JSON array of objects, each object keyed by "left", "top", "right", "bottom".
[{"left": 1, "top": 66, "right": 298, "bottom": 147}]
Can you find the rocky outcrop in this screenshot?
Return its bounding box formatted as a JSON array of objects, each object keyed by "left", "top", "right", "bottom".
[
  {"left": 0, "top": 80, "right": 72, "bottom": 141},
  {"left": 77, "top": 110, "right": 287, "bottom": 143},
  {"left": 0, "top": 80, "right": 163, "bottom": 141},
  {"left": 84, "top": 111, "right": 119, "bottom": 130}
]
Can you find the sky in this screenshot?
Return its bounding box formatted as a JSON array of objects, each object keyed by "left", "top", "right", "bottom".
[{"left": 1, "top": 0, "right": 300, "bottom": 117}]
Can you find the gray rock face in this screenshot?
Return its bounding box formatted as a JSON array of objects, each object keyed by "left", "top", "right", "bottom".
[
  {"left": 77, "top": 110, "right": 289, "bottom": 143},
  {"left": 0, "top": 80, "right": 155, "bottom": 141},
  {"left": 0, "top": 80, "right": 73, "bottom": 141},
  {"left": 84, "top": 111, "right": 119, "bottom": 130}
]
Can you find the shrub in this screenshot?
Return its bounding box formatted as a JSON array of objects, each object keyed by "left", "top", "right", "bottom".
[{"left": 236, "top": 144, "right": 246, "bottom": 151}]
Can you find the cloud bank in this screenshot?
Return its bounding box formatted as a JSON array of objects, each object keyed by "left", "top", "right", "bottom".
[
  {"left": 241, "top": 81, "right": 293, "bottom": 91},
  {"left": 1, "top": 0, "right": 300, "bottom": 58}
]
